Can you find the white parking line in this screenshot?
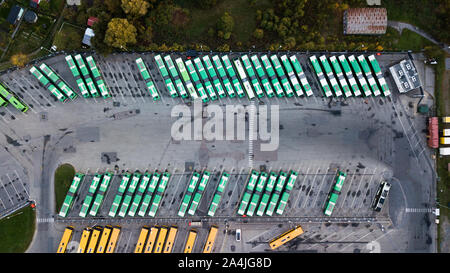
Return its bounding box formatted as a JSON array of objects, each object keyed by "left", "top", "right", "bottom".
[
  {"left": 326, "top": 230, "right": 358, "bottom": 249},
  {"left": 11, "top": 79, "right": 41, "bottom": 113},
  {"left": 340, "top": 229, "right": 378, "bottom": 252},
  {"left": 319, "top": 169, "right": 339, "bottom": 210},
  {"left": 359, "top": 169, "right": 381, "bottom": 209},
  {"left": 20, "top": 75, "right": 56, "bottom": 107},
  {"left": 340, "top": 170, "right": 357, "bottom": 208},
  {"left": 312, "top": 168, "right": 331, "bottom": 207},
  {"left": 114, "top": 62, "right": 138, "bottom": 103},
  {"left": 293, "top": 166, "right": 310, "bottom": 209},
  {"left": 6, "top": 173, "right": 20, "bottom": 199},
  {"left": 229, "top": 167, "right": 245, "bottom": 208},
  {"left": 301, "top": 167, "right": 320, "bottom": 208},
  {"left": 350, "top": 167, "right": 371, "bottom": 208},
  {"left": 102, "top": 62, "right": 127, "bottom": 102},
  {"left": 123, "top": 230, "right": 133, "bottom": 253},
  {"left": 0, "top": 177, "right": 14, "bottom": 204},
  {"left": 125, "top": 62, "right": 146, "bottom": 103},
  {"left": 0, "top": 197, "right": 6, "bottom": 209},
  {"left": 168, "top": 172, "right": 186, "bottom": 211},
  {"left": 306, "top": 225, "right": 350, "bottom": 250}
]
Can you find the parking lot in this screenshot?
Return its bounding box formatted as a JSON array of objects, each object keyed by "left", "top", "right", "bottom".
[{"left": 0, "top": 51, "right": 437, "bottom": 253}]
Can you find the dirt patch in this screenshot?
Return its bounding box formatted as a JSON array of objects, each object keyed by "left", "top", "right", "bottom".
[{"left": 172, "top": 8, "right": 189, "bottom": 28}]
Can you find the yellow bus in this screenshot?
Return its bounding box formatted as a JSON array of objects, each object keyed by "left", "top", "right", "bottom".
[
  {"left": 96, "top": 225, "right": 112, "bottom": 253},
  {"left": 153, "top": 226, "right": 168, "bottom": 253},
  {"left": 105, "top": 226, "right": 121, "bottom": 253},
  {"left": 77, "top": 227, "right": 92, "bottom": 253},
  {"left": 163, "top": 226, "right": 178, "bottom": 253},
  {"left": 183, "top": 229, "right": 197, "bottom": 253},
  {"left": 269, "top": 225, "right": 304, "bottom": 250},
  {"left": 86, "top": 226, "right": 103, "bottom": 253},
  {"left": 57, "top": 226, "right": 74, "bottom": 253},
  {"left": 134, "top": 226, "right": 150, "bottom": 253},
  {"left": 202, "top": 225, "right": 218, "bottom": 253},
  {"left": 144, "top": 226, "right": 159, "bottom": 253}
]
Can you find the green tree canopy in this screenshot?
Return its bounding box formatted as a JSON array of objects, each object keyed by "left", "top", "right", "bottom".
[
  {"left": 104, "top": 18, "right": 137, "bottom": 49},
  {"left": 217, "top": 12, "right": 234, "bottom": 40},
  {"left": 121, "top": 0, "right": 150, "bottom": 17}
]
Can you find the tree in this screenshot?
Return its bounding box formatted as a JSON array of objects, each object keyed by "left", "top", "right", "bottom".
[
  {"left": 253, "top": 28, "right": 264, "bottom": 39},
  {"left": 104, "top": 18, "right": 137, "bottom": 49},
  {"left": 121, "top": 0, "right": 150, "bottom": 17},
  {"left": 195, "top": 0, "right": 217, "bottom": 9},
  {"left": 105, "top": 0, "right": 122, "bottom": 14},
  {"left": 216, "top": 44, "right": 230, "bottom": 52},
  {"left": 10, "top": 53, "right": 29, "bottom": 68},
  {"left": 217, "top": 12, "right": 234, "bottom": 40}
]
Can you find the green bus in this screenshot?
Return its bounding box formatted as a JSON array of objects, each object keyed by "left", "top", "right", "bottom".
[
  {"left": 324, "top": 171, "right": 346, "bottom": 216},
  {"left": 207, "top": 172, "right": 230, "bottom": 217},
  {"left": 65, "top": 55, "right": 90, "bottom": 98},
  {"left": 79, "top": 174, "right": 102, "bottom": 217},
  {"left": 266, "top": 171, "right": 287, "bottom": 216},
  {"left": 89, "top": 172, "right": 113, "bottom": 216},
  {"left": 178, "top": 172, "right": 200, "bottom": 217},
  {"left": 148, "top": 172, "right": 170, "bottom": 217},
  {"left": 74, "top": 54, "right": 100, "bottom": 97},
  {"left": 276, "top": 171, "right": 298, "bottom": 215},
  {"left": 128, "top": 172, "right": 151, "bottom": 217},
  {"left": 0, "top": 82, "right": 29, "bottom": 112},
  {"left": 256, "top": 172, "right": 278, "bottom": 216},
  {"left": 155, "top": 54, "right": 178, "bottom": 98},
  {"left": 237, "top": 170, "right": 259, "bottom": 215},
  {"left": 246, "top": 172, "right": 268, "bottom": 216},
  {"left": 188, "top": 171, "right": 211, "bottom": 216},
  {"left": 39, "top": 63, "right": 77, "bottom": 100},
  {"left": 108, "top": 172, "right": 132, "bottom": 217},
  {"left": 118, "top": 172, "right": 142, "bottom": 217},
  {"left": 138, "top": 172, "right": 161, "bottom": 217},
  {"left": 136, "top": 57, "right": 160, "bottom": 100},
  {"left": 58, "top": 173, "right": 84, "bottom": 217}
]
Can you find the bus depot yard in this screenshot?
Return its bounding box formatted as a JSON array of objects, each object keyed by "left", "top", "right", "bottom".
[{"left": 0, "top": 51, "right": 438, "bottom": 253}]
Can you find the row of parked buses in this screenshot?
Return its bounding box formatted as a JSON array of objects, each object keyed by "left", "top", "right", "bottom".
[
  {"left": 58, "top": 224, "right": 309, "bottom": 253},
  {"left": 133, "top": 225, "right": 219, "bottom": 253},
  {"left": 29, "top": 54, "right": 111, "bottom": 103},
  {"left": 310, "top": 54, "right": 391, "bottom": 98},
  {"left": 0, "top": 81, "right": 29, "bottom": 113},
  {"left": 237, "top": 170, "right": 298, "bottom": 217},
  {"left": 140, "top": 53, "right": 391, "bottom": 102},
  {"left": 57, "top": 225, "right": 121, "bottom": 253},
  {"left": 140, "top": 53, "right": 316, "bottom": 102},
  {"left": 58, "top": 168, "right": 391, "bottom": 219}
]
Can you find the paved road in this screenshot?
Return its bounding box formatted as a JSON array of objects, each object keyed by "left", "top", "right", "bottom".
[{"left": 388, "top": 20, "right": 450, "bottom": 54}]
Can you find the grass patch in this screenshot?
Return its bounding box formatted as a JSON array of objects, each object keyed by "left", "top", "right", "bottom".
[
  {"left": 392, "top": 29, "right": 434, "bottom": 51},
  {"left": 174, "top": 0, "right": 271, "bottom": 47},
  {"left": 54, "top": 163, "right": 75, "bottom": 214},
  {"left": 52, "top": 23, "right": 84, "bottom": 51},
  {"left": 432, "top": 48, "right": 449, "bottom": 252},
  {"left": 0, "top": 206, "right": 36, "bottom": 253}
]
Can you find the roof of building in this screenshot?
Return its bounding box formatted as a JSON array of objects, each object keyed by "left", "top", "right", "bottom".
[
  {"left": 82, "top": 28, "right": 95, "bottom": 46},
  {"left": 343, "top": 8, "right": 387, "bottom": 35},
  {"left": 24, "top": 10, "right": 38, "bottom": 23},
  {"left": 6, "top": 5, "right": 24, "bottom": 25},
  {"left": 389, "top": 59, "right": 422, "bottom": 93},
  {"left": 428, "top": 117, "right": 438, "bottom": 148},
  {"left": 66, "top": 0, "right": 81, "bottom": 5},
  {"left": 87, "top": 17, "right": 99, "bottom": 27}
]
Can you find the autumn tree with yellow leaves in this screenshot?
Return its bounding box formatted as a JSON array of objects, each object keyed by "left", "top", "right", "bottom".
[{"left": 104, "top": 18, "right": 137, "bottom": 49}]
